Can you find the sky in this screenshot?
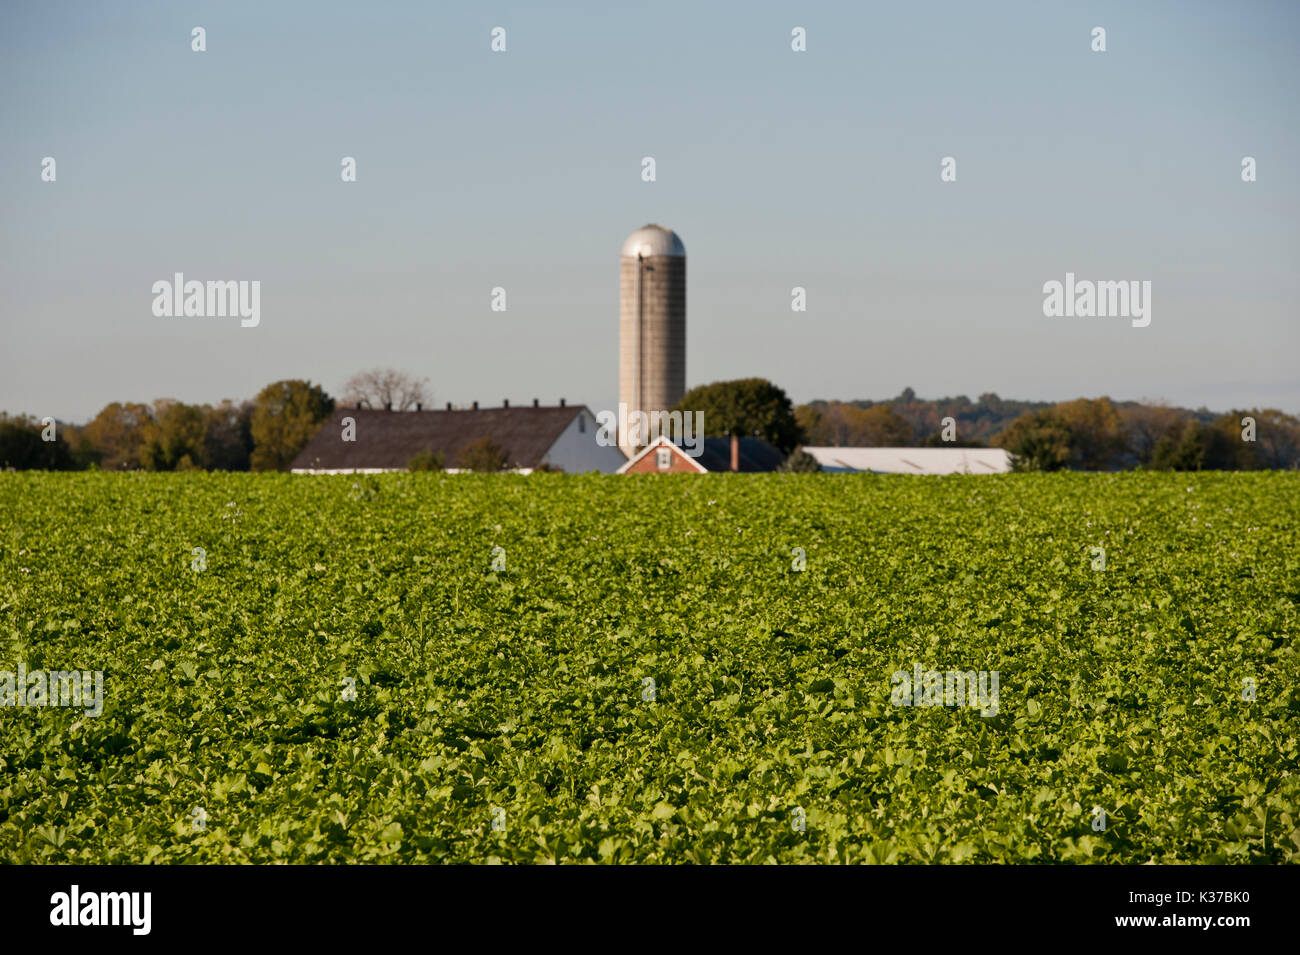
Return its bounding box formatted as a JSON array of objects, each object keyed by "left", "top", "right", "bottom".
[{"left": 1, "top": 0, "right": 1297, "bottom": 422}]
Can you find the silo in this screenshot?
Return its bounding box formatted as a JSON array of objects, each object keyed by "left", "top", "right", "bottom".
[{"left": 619, "top": 224, "right": 686, "bottom": 457}]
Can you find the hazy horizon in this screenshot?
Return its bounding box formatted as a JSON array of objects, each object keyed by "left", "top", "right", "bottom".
[{"left": 3, "top": 0, "right": 1297, "bottom": 423}]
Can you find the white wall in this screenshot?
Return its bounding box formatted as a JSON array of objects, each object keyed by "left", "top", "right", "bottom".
[{"left": 543, "top": 408, "right": 628, "bottom": 474}]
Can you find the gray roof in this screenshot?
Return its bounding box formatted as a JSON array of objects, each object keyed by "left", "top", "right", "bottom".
[
  {"left": 695, "top": 437, "right": 785, "bottom": 472},
  {"left": 290, "top": 405, "right": 584, "bottom": 471}
]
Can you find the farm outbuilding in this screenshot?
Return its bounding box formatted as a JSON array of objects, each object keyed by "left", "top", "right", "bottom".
[
  {"left": 617, "top": 435, "right": 785, "bottom": 473},
  {"left": 290, "top": 402, "right": 627, "bottom": 474},
  {"left": 802, "top": 447, "right": 1012, "bottom": 475}
]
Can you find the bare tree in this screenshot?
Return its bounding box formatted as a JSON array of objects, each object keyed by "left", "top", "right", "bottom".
[{"left": 341, "top": 368, "right": 431, "bottom": 411}]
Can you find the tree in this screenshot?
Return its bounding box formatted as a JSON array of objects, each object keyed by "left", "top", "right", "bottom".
[
  {"left": 995, "top": 410, "right": 1072, "bottom": 471},
  {"left": 1052, "top": 398, "right": 1126, "bottom": 470},
  {"left": 0, "top": 414, "right": 74, "bottom": 470},
  {"left": 795, "top": 401, "right": 910, "bottom": 446},
  {"left": 1121, "top": 402, "right": 1187, "bottom": 466},
  {"left": 58, "top": 421, "right": 99, "bottom": 469},
  {"left": 1231, "top": 409, "right": 1300, "bottom": 469},
  {"left": 778, "top": 448, "right": 822, "bottom": 472},
  {"left": 1150, "top": 421, "right": 1209, "bottom": 471},
  {"left": 83, "top": 401, "right": 153, "bottom": 470},
  {"left": 140, "top": 399, "right": 207, "bottom": 471},
  {"left": 250, "top": 380, "right": 335, "bottom": 471},
  {"left": 455, "top": 437, "right": 509, "bottom": 472},
  {"left": 841, "top": 405, "right": 912, "bottom": 446},
  {"left": 794, "top": 404, "right": 824, "bottom": 445},
  {"left": 995, "top": 399, "right": 1125, "bottom": 471},
  {"left": 1150, "top": 416, "right": 1257, "bottom": 471},
  {"left": 203, "top": 400, "right": 255, "bottom": 471},
  {"left": 673, "top": 379, "right": 802, "bottom": 453},
  {"left": 342, "top": 368, "right": 431, "bottom": 411}
]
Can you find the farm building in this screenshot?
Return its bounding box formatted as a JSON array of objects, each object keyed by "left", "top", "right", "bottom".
[
  {"left": 290, "top": 402, "right": 627, "bottom": 474},
  {"left": 618, "top": 434, "right": 785, "bottom": 473},
  {"left": 802, "top": 446, "right": 1012, "bottom": 475}
]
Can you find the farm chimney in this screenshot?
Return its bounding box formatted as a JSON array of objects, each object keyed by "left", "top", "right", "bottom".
[
  {"left": 385, "top": 401, "right": 392, "bottom": 412},
  {"left": 730, "top": 434, "right": 739, "bottom": 472},
  {"left": 472, "top": 400, "right": 479, "bottom": 410},
  {"left": 532, "top": 398, "right": 539, "bottom": 408},
  {"left": 503, "top": 399, "right": 509, "bottom": 408},
  {"left": 559, "top": 398, "right": 566, "bottom": 407},
  {"left": 446, "top": 402, "right": 452, "bottom": 411},
  {"left": 416, "top": 402, "right": 422, "bottom": 412}
]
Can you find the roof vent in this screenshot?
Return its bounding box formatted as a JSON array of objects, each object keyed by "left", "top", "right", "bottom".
[
  {"left": 446, "top": 402, "right": 452, "bottom": 411},
  {"left": 559, "top": 398, "right": 566, "bottom": 407},
  {"left": 415, "top": 402, "right": 422, "bottom": 412},
  {"left": 503, "top": 399, "right": 509, "bottom": 408},
  {"left": 385, "top": 402, "right": 392, "bottom": 412},
  {"left": 532, "top": 398, "right": 539, "bottom": 408},
  {"left": 472, "top": 401, "right": 479, "bottom": 410}
]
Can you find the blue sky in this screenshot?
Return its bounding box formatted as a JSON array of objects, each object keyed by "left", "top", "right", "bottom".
[{"left": 2, "top": 0, "right": 1297, "bottom": 421}]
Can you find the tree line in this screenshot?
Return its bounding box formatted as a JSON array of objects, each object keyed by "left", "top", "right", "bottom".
[
  {"left": 0, "top": 369, "right": 435, "bottom": 472},
  {"left": 5, "top": 374, "right": 1297, "bottom": 472},
  {"left": 676, "top": 380, "right": 1300, "bottom": 471},
  {"left": 0, "top": 380, "right": 334, "bottom": 472}
]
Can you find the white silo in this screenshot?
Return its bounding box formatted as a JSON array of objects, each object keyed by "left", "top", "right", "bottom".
[{"left": 619, "top": 224, "right": 686, "bottom": 456}]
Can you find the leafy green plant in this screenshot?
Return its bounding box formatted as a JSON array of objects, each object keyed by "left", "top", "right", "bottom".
[{"left": 0, "top": 471, "right": 1296, "bottom": 863}]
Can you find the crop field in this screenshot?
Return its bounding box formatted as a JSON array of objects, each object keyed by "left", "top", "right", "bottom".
[{"left": 1, "top": 471, "right": 1298, "bottom": 864}]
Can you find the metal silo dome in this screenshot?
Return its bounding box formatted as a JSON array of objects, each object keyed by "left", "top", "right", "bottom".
[{"left": 621, "top": 224, "right": 686, "bottom": 259}]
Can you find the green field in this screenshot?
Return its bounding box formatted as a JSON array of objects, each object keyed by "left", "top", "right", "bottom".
[{"left": 2, "top": 471, "right": 1298, "bottom": 863}]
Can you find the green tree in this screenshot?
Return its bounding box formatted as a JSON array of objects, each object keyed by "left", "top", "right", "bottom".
[
  {"left": 1150, "top": 421, "right": 1206, "bottom": 471},
  {"left": 1052, "top": 398, "right": 1126, "bottom": 470},
  {"left": 83, "top": 401, "right": 153, "bottom": 470},
  {"left": 995, "top": 398, "right": 1126, "bottom": 471},
  {"left": 203, "top": 400, "right": 255, "bottom": 471},
  {"left": 995, "top": 410, "right": 1072, "bottom": 471},
  {"left": 1224, "top": 409, "right": 1300, "bottom": 469},
  {"left": 0, "top": 414, "right": 74, "bottom": 470},
  {"left": 455, "top": 437, "right": 509, "bottom": 472},
  {"left": 777, "top": 448, "right": 822, "bottom": 472},
  {"left": 140, "top": 400, "right": 207, "bottom": 471},
  {"left": 674, "top": 379, "right": 802, "bottom": 453},
  {"left": 250, "top": 380, "right": 335, "bottom": 472},
  {"left": 1121, "top": 403, "right": 1187, "bottom": 466},
  {"left": 1150, "top": 417, "right": 1252, "bottom": 471}
]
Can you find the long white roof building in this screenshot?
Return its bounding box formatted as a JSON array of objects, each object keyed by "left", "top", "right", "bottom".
[{"left": 802, "top": 447, "right": 1012, "bottom": 475}]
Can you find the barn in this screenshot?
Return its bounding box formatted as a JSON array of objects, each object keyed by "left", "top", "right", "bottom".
[{"left": 290, "top": 401, "right": 627, "bottom": 474}]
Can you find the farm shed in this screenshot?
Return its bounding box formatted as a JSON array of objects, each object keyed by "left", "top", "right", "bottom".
[
  {"left": 290, "top": 402, "right": 627, "bottom": 474},
  {"left": 802, "top": 447, "right": 1012, "bottom": 475}
]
